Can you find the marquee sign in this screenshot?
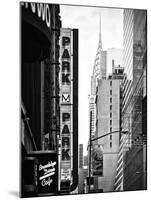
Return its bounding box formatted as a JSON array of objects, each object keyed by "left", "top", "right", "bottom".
[
  {"left": 21, "top": 2, "right": 51, "bottom": 28},
  {"left": 60, "top": 29, "right": 73, "bottom": 183},
  {"left": 21, "top": 1, "right": 52, "bottom": 49}
]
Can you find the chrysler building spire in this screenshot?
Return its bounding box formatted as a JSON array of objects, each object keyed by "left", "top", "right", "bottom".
[
  {"left": 98, "top": 15, "right": 103, "bottom": 51},
  {"left": 91, "top": 14, "right": 105, "bottom": 95}
]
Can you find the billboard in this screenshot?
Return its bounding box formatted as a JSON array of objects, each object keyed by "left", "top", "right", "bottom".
[{"left": 92, "top": 145, "right": 103, "bottom": 176}]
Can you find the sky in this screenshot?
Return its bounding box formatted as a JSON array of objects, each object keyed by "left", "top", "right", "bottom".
[{"left": 60, "top": 4, "right": 123, "bottom": 155}]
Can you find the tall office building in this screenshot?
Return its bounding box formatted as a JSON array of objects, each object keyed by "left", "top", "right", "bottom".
[
  {"left": 93, "top": 76, "right": 121, "bottom": 192},
  {"left": 89, "top": 95, "right": 96, "bottom": 139},
  {"left": 90, "top": 36, "right": 122, "bottom": 151},
  {"left": 83, "top": 156, "right": 88, "bottom": 167},
  {"left": 123, "top": 9, "right": 147, "bottom": 191},
  {"left": 114, "top": 9, "right": 147, "bottom": 191},
  {"left": 89, "top": 16, "right": 106, "bottom": 149},
  {"left": 91, "top": 17, "right": 106, "bottom": 95},
  {"left": 114, "top": 9, "right": 134, "bottom": 191},
  {"left": 106, "top": 48, "right": 123, "bottom": 75},
  {"left": 88, "top": 16, "right": 123, "bottom": 192},
  {"left": 79, "top": 144, "right": 84, "bottom": 168}
]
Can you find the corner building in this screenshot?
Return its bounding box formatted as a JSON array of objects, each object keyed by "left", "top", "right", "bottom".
[{"left": 21, "top": 2, "right": 61, "bottom": 197}]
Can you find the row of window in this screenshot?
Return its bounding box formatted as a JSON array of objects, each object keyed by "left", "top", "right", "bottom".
[{"left": 110, "top": 85, "right": 112, "bottom": 148}]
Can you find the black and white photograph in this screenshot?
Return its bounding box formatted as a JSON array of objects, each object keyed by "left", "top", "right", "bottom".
[{"left": 20, "top": 1, "right": 147, "bottom": 198}]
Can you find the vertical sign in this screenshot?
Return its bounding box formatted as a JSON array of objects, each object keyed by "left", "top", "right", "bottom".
[{"left": 60, "top": 29, "right": 73, "bottom": 184}]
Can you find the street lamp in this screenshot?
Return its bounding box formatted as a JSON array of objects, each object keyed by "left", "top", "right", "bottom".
[
  {"left": 87, "top": 129, "right": 128, "bottom": 193},
  {"left": 91, "top": 130, "right": 128, "bottom": 142}
]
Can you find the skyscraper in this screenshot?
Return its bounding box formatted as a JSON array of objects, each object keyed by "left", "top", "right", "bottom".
[
  {"left": 114, "top": 9, "right": 134, "bottom": 192},
  {"left": 79, "top": 144, "right": 84, "bottom": 168},
  {"left": 91, "top": 16, "right": 106, "bottom": 95},
  {"left": 88, "top": 16, "right": 123, "bottom": 192},
  {"left": 94, "top": 77, "right": 121, "bottom": 192},
  {"left": 122, "top": 9, "right": 147, "bottom": 191},
  {"left": 106, "top": 48, "right": 123, "bottom": 75},
  {"left": 115, "top": 9, "right": 147, "bottom": 191},
  {"left": 89, "top": 16, "right": 107, "bottom": 148}
]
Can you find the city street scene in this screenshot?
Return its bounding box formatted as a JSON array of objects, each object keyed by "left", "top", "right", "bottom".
[{"left": 20, "top": 2, "right": 147, "bottom": 197}]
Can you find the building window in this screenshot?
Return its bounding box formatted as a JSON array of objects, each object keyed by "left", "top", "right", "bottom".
[
  {"left": 110, "top": 98, "right": 112, "bottom": 103},
  {"left": 110, "top": 135, "right": 112, "bottom": 140},
  {"left": 110, "top": 105, "right": 112, "bottom": 110},
  {"left": 110, "top": 90, "right": 112, "bottom": 95},
  {"left": 110, "top": 112, "right": 112, "bottom": 118},
  {"left": 110, "top": 127, "right": 112, "bottom": 132},
  {"left": 110, "top": 81, "right": 112, "bottom": 86},
  {"left": 110, "top": 120, "right": 112, "bottom": 125},
  {"left": 110, "top": 142, "right": 112, "bottom": 148}
]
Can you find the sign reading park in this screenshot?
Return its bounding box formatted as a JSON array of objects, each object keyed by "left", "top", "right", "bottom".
[{"left": 60, "top": 29, "right": 73, "bottom": 182}]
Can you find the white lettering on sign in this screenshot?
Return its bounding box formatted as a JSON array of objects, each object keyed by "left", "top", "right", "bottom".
[
  {"left": 39, "top": 161, "right": 56, "bottom": 171},
  {"left": 45, "top": 4, "right": 51, "bottom": 28},
  {"left": 39, "top": 171, "right": 55, "bottom": 180},
  {"left": 39, "top": 161, "right": 56, "bottom": 187},
  {"left": 61, "top": 169, "right": 71, "bottom": 180},
  {"left": 62, "top": 94, "right": 70, "bottom": 103},
  {"left": 60, "top": 29, "right": 73, "bottom": 182},
  {"left": 21, "top": 2, "right": 51, "bottom": 28},
  {"left": 61, "top": 36, "right": 71, "bottom": 85},
  {"left": 42, "top": 177, "right": 53, "bottom": 187},
  {"left": 31, "top": 3, "right": 36, "bottom": 13}
]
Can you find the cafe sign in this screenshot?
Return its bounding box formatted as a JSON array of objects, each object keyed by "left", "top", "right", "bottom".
[{"left": 28, "top": 151, "right": 58, "bottom": 194}]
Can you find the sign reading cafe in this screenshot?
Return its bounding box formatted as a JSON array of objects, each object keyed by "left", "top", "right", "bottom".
[
  {"left": 26, "top": 152, "right": 58, "bottom": 194},
  {"left": 60, "top": 28, "right": 73, "bottom": 182},
  {"left": 39, "top": 161, "right": 56, "bottom": 187}
]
